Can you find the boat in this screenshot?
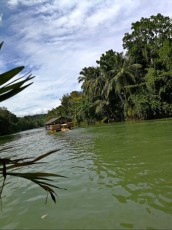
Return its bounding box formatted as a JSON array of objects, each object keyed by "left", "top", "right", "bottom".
[
  {"left": 61, "top": 123, "right": 70, "bottom": 131},
  {"left": 44, "top": 116, "right": 73, "bottom": 132},
  {"left": 48, "top": 130, "right": 57, "bottom": 134}
]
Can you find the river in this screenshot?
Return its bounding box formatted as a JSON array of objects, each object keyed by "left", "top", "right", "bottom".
[{"left": 0, "top": 119, "right": 172, "bottom": 229}]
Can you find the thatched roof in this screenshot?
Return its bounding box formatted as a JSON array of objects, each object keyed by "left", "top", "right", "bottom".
[
  {"left": 44, "top": 118, "right": 59, "bottom": 125},
  {"left": 45, "top": 116, "right": 72, "bottom": 125}
]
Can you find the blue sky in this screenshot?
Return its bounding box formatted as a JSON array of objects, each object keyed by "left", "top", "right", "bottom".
[{"left": 0, "top": 0, "right": 171, "bottom": 116}]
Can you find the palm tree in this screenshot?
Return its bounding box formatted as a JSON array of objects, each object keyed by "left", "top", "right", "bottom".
[
  {"left": 78, "top": 67, "right": 101, "bottom": 96},
  {"left": 74, "top": 95, "right": 95, "bottom": 125},
  {"left": 105, "top": 52, "right": 141, "bottom": 103},
  {"left": 95, "top": 51, "right": 142, "bottom": 120}
]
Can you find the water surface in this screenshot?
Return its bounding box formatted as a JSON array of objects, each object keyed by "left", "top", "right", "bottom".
[{"left": 0, "top": 119, "right": 172, "bottom": 229}]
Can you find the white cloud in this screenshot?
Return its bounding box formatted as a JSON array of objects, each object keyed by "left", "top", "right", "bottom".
[
  {"left": 0, "top": 13, "right": 2, "bottom": 23},
  {"left": 7, "top": 0, "right": 48, "bottom": 6},
  {"left": 6, "top": 0, "right": 19, "bottom": 6}
]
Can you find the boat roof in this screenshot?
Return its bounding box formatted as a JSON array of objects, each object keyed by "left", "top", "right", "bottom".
[
  {"left": 44, "top": 118, "right": 59, "bottom": 125},
  {"left": 45, "top": 116, "right": 71, "bottom": 125}
]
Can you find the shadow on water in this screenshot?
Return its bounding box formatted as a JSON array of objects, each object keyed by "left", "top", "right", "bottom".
[{"left": 0, "top": 134, "right": 16, "bottom": 145}]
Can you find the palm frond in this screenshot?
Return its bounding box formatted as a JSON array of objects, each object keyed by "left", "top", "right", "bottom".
[
  {"left": 131, "top": 63, "right": 142, "bottom": 69},
  {"left": 0, "top": 66, "right": 25, "bottom": 86},
  {"left": 0, "top": 82, "right": 33, "bottom": 102},
  {"left": 0, "top": 42, "right": 35, "bottom": 102},
  {"left": 0, "top": 149, "right": 67, "bottom": 203},
  {"left": 0, "top": 42, "right": 4, "bottom": 50}
]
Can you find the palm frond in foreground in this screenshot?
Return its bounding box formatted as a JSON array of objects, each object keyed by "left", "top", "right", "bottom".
[{"left": 0, "top": 148, "right": 67, "bottom": 204}]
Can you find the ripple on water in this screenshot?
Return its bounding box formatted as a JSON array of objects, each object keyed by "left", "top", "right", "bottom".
[{"left": 0, "top": 121, "right": 172, "bottom": 229}]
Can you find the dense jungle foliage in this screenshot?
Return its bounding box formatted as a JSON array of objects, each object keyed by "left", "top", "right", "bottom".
[
  {"left": 0, "top": 107, "right": 45, "bottom": 136},
  {"left": 47, "top": 14, "right": 172, "bottom": 124}
]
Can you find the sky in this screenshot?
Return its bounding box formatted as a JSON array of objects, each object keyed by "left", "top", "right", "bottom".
[{"left": 0, "top": 0, "right": 171, "bottom": 117}]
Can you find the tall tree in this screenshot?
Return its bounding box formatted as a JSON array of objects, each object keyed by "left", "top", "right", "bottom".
[
  {"left": 96, "top": 50, "right": 141, "bottom": 120},
  {"left": 123, "top": 13, "right": 172, "bottom": 69}
]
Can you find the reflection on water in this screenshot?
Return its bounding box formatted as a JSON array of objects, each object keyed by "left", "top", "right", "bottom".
[{"left": 0, "top": 120, "right": 172, "bottom": 229}]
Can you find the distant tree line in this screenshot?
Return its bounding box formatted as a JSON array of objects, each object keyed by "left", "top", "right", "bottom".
[
  {"left": 47, "top": 14, "right": 172, "bottom": 125},
  {"left": 0, "top": 107, "right": 46, "bottom": 136}
]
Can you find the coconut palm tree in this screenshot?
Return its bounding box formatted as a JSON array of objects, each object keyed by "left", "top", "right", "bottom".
[
  {"left": 78, "top": 67, "right": 101, "bottom": 97},
  {"left": 105, "top": 52, "right": 141, "bottom": 103}
]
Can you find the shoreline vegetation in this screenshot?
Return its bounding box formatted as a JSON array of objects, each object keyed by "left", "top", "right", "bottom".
[{"left": 1, "top": 13, "right": 172, "bottom": 137}]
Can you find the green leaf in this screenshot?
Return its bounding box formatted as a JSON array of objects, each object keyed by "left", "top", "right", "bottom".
[
  {"left": 0, "top": 146, "right": 13, "bottom": 153},
  {"left": 50, "top": 191, "right": 56, "bottom": 203},
  {"left": 3, "top": 73, "right": 34, "bottom": 88},
  {"left": 4, "top": 149, "right": 63, "bottom": 171},
  {"left": 0, "top": 82, "right": 33, "bottom": 102},
  {"left": 0, "top": 75, "right": 34, "bottom": 95},
  {"left": 6, "top": 172, "right": 63, "bottom": 178},
  {"left": 32, "top": 179, "right": 65, "bottom": 190},
  {"left": 35, "top": 183, "right": 57, "bottom": 203},
  {"left": 0, "top": 66, "right": 25, "bottom": 85},
  {"left": 0, "top": 42, "right": 4, "bottom": 50},
  {"left": 4, "top": 72, "right": 32, "bottom": 87},
  {"left": 131, "top": 63, "right": 142, "bottom": 69},
  {"left": 32, "top": 149, "right": 61, "bottom": 163}
]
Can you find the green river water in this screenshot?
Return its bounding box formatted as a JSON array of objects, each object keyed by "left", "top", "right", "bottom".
[{"left": 0, "top": 119, "right": 172, "bottom": 229}]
